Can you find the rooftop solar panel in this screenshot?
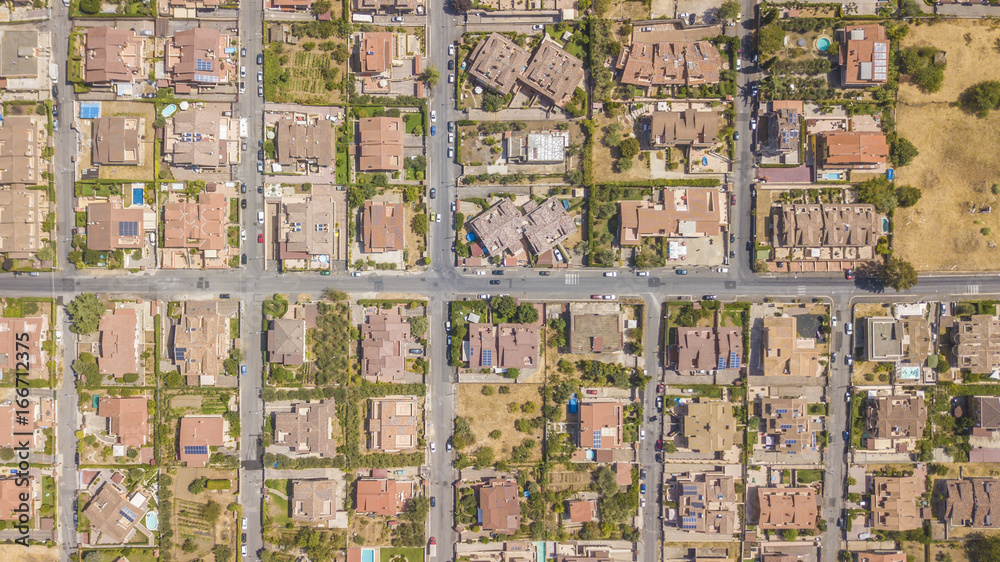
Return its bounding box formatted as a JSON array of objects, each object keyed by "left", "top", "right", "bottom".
[
  {"left": 196, "top": 59, "right": 213, "bottom": 71},
  {"left": 119, "top": 221, "right": 139, "bottom": 237},
  {"left": 482, "top": 349, "right": 492, "bottom": 367},
  {"left": 184, "top": 445, "right": 208, "bottom": 455},
  {"left": 120, "top": 506, "right": 137, "bottom": 522}
]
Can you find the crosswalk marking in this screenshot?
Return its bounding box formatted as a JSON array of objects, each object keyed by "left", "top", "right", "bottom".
[
  {"left": 968, "top": 284, "right": 980, "bottom": 295},
  {"left": 796, "top": 286, "right": 806, "bottom": 295},
  {"left": 565, "top": 274, "right": 579, "bottom": 285}
]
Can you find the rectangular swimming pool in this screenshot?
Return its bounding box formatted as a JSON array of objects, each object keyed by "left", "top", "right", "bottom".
[{"left": 132, "top": 186, "right": 144, "bottom": 206}]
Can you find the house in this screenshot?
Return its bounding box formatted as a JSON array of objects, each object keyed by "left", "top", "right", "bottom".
[
  {"left": 275, "top": 118, "right": 335, "bottom": 169},
  {"left": 507, "top": 132, "right": 569, "bottom": 164},
  {"left": 569, "top": 302, "right": 624, "bottom": 353},
  {"left": 856, "top": 553, "right": 907, "bottom": 562},
  {"left": 673, "top": 327, "right": 743, "bottom": 371},
  {"left": 83, "top": 28, "right": 145, "bottom": 86},
  {"left": 866, "top": 317, "right": 905, "bottom": 361},
  {"left": 953, "top": 314, "right": 1000, "bottom": 372},
  {"left": 0, "top": 316, "right": 47, "bottom": 377},
  {"left": 97, "top": 397, "right": 148, "bottom": 448},
  {"left": 578, "top": 401, "right": 624, "bottom": 449},
  {"left": 817, "top": 131, "right": 889, "bottom": 169},
  {"left": 164, "top": 28, "right": 233, "bottom": 92},
  {"left": 618, "top": 189, "right": 726, "bottom": 245},
  {"left": 368, "top": 396, "right": 419, "bottom": 452},
  {"left": 756, "top": 487, "right": 817, "bottom": 530},
  {"left": 167, "top": 0, "right": 223, "bottom": 15},
  {"left": 355, "top": 478, "right": 413, "bottom": 516},
  {"left": 83, "top": 480, "right": 151, "bottom": 544},
  {"left": 646, "top": 109, "right": 720, "bottom": 149},
  {"left": 164, "top": 106, "right": 239, "bottom": 170},
  {"left": 357, "top": 117, "right": 404, "bottom": 172},
  {"left": 177, "top": 416, "right": 225, "bottom": 467},
  {"left": 675, "top": 473, "right": 738, "bottom": 534},
  {"left": 873, "top": 475, "right": 923, "bottom": 531},
  {"left": 771, "top": 204, "right": 884, "bottom": 258},
  {"left": 467, "top": 323, "right": 539, "bottom": 370},
  {"left": 92, "top": 117, "right": 142, "bottom": 166},
  {"left": 683, "top": 401, "right": 738, "bottom": 453},
  {"left": 268, "top": 0, "right": 311, "bottom": 10},
  {"left": 0, "top": 477, "right": 34, "bottom": 520},
  {"left": 943, "top": 478, "right": 1000, "bottom": 528},
  {"left": 291, "top": 479, "right": 343, "bottom": 524},
  {"left": 162, "top": 192, "right": 228, "bottom": 254},
  {"left": 0, "top": 186, "right": 47, "bottom": 261},
  {"left": 866, "top": 395, "right": 926, "bottom": 441},
  {"left": 520, "top": 38, "right": 585, "bottom": 106},
  {"left": 273, "top": 400, "right": 337, "bottom": 458},
  {"left": 275, "top": 186, "right": 339, "bottom": 267},
  {"left": 85, "top": 197, "right": 146, "bottom": 251},
  {"left": 97, "top": 307, "right": 140, "bottom": 377},
  {"left": 0, "top": 397, "right": 53, "bottom": 449},
  {"left": 0, "top": 116, "right": 41, "bottom": 187},
  {"left": 268, "top": 317, "right": 306, "bottom": 365},
  {"left": 566, "top": 499, "right": 596, "bottom": 523},
  {"left": 466, "top": 33, "right": 530, "bottom": 96},
  {"left": 759, "top": 397, "right": 813, "bottom": 453},
  {"left": 357, "top": 32, "right": 394, "bottom": 76},
  {"left": 0, "top": 30, "right": 41, "bottom": 90},
  {"left": 360, "top": 201, "right": 405, "bottom": 253},
  {"left": 865, "top": 312, "right": 933, "bottom": 366},
  {"left": 760, "top": 316, "right": 822, "bottom": 377},
  {"left": 616, "top": 41, "right": 722, "bottom": 88},
  {"left": 973, "top": 396, "right": 1000, "bottom": 431},
  {"left": 353, "top": 0, "right": 419, "bottom": 13},
  {"left": 839, "top": 24, "right": 889, "bottom": 86},
  {"left": 467, "top": 197, "right": 576, "bottom": 258},
  {"left": 479, "top": 478, "right": 521, "bottom": 533},
  {"left": 170, "top": 300, "right": 232, "bottom": 384},
  {"left": 764, "top": 102, "right": 802, "bottom": 157},
  {"left": 360, "top": 306, "right": 412, "bottom": 382}
]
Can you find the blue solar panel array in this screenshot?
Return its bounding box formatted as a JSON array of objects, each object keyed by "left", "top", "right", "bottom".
[
  {"left": 184, "top": 445, "right": 208, "bottom": 455},
  {"left": 681, "top": 516, "right": 698, "bottom": 530},
  {"left": 120, "top": 506, "right": 137, "bottom": 523},
  {"left": 717, "top": 355, "right": 726, "bottom": 370},
  {"left": 79, "top": 102, "right": 102, "bottom": 119},
  {"left": 481, "top": 349, "right": 492, "bottom": 367},
  {"left": 119, "top": 221, "right": 139, "bottom": 237},
  {"left": 196, "top": 59, "right": 213, "bottom": 72},
  {"left": 592, "top": 430, "right": 601, "bottom": 449},
  {"left": 174, "top": 347, "right": 187, "bottom": 361},
  {"left": 729, "top": 351, "right": 740, "bottom": 369}
]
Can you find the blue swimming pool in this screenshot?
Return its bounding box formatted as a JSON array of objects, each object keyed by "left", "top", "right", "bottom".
[
  {"left": 822, "top": 172, "right": 843, "bottom": 181},
  {"left": 146, "top": 512, "right": 158, "bottom": 530},
  {"left": 132, "top": 186, "right": 144, "bottom": 206},
  {"left": 816, "top": 37, "right": 831, "bottom": 51},
  {"left": 360, "top": 549, "right": 375, "bottom": 562}
]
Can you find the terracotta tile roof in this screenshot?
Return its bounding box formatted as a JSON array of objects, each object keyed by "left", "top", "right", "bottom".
[
  {"left": 292, "top": 479, "right": 340, "bottom": 523},
  {"left": 468, "top": 197, "right": 575, "bottom": 257},
  {"left": 673, "top": 327, "right": 743, "bottom": 371},
  {"left": 839, "top": 25, "right": 888, "bottom": 86},
  {"left": 772, "top": 204, "right": 883, "bottom": 250},
  {"left": 84, "top": 27, "right": 144, "bottom": 85},
  {"left": 162, "top": 192, "right": 227, "bottom": 251},
  {"left": 356, "top": 478, "right": 412, "bottom": 516},
  {"left": 647, "top": 109, "right": 720, "bottom": 148},
  {"left": 277, "top": 187, "right": 337, "bottom": 260},
  {"left": 521, "top": 38, "right": 585, "bottom": 106},
  {"left": 92, "top": 117, "right": 141, "bottom": 166},
  {"left": 683, "top": 401, "right": 738, "bottom": 453},
  {"left": 757, "top": 487, "right": 817, "bottom": 529},
  {"left": 165, "top": 28, "right": 232, "bottom": 86},
  {"left": 361, "top": 201, "right": 405, "bottom": 253},
  {"left": 973, "top": 396, "right": 1000, "bottom": 431},
  {"left": 873, "top": 475, "right": 923, "bottom": 531},
  {"left": 273, "top": 400, "right": 337, "bottom": 458},
  {"left": 944, "top": 478, "right": 1000, "bottom": 528},
  {"left": 619, "top": 188, "right": 725, "bottom": 245},
  {"left": 466, "top": 33, "right": 530, "bottom": 95},
  {"left": 275, "top": 119, "right": 335, "bottom": 168},
  {"left": 357, "top": 117, "right": 403, "bottom": 172},
  {"left": 368, "top": 396, "right": 418, "bottom": 452},
  {"left": 0, "top": 116, "right": 41, "bottom": 186},
  {"left": 760, "top": 397, "right": 812, "bottom": 453},
  {"left": 818, "top": 131, "right": 889, "bottom": 168},
  {"left": 566, "top": 499, "right": 595, "bottom": 523},
  {"left": 479, "top": 478, "right": 521, "bottom": 532},
  {"left": 856, "top": 552, "right": 907, "bottom": 562},
  {"left": 866, "top": 395, "right": 926, "bottom": 440},
  {"left": 0, "top": 477, "right": 32, "bottom": 520},
  {"left": 617, "top": 41, "right": 721, "bottom": 87},
  {"left": 467, "top": 323, "right": 539, "bottom": 369},
  {"left": 171, "top": 300, "right": 231, "bottom": 378},
  {"left": 86, "top": 196, "right": 146, "bottom": 251},
  {"left": 578, "top": 401, "right": 624, "bottom": 449},
  {"left": 167, "top": 108, "right": 232, "bottom": 169},
  {"left": 761, "top": 316, "right": 821, "bottom": 377},
  {"left": 97, "top": 396, "right": 148, "bottom": 448},
  {"left": 0, "top": 398, "right": 51, "bottom": 449},
  {"left": 954, "top": 314, "right": 1000, "bottom": 372},
  {"left": 98, "top": 307, "right": 139, "bottom": 377},
  {"left": 83, "top": 481, "right": 150, "bottom": 544},
  {"left": 360, "top": 306, "right": 412, "bottom": 382},
  {"left": 178, "top": 416, "right": 225, "bottom": 467},
  {"left": 676, "top": 473, "right": 737, "bottom": 534},
  {"left": 0, "top": 316, "right": 46, "bottom": 377},
  {"left": 358, "top": 32, "right": 394, "bottom": 75}
]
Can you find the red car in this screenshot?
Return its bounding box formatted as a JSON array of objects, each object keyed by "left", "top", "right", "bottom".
[
  {"left": 655, "top": 439, "right": 663, "bottom": 451},
  {"left": 656, "top": 384, "right": 664, "bottom": 393},
  {"left": 585, "top": 389, "right": 597, "bottom": 395},
  {"left": 257, "top": 233, "right": 264, "bottom": 243},
  {"left": 731, "top": 194, "right": 736, "bottom": 205},
  {"left": 591, "top": 295, "right": 603, "bottom": 299},
  {"left": 844, "top": 268, "right": 854, "bottom": 280}
]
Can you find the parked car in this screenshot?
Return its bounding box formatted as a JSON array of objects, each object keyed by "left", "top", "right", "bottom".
[
  {"left": 532, "top": 24, "right": 544, "bottom": 30},
  {"left": 257, "top": 71, "right": 263, "bottom": 83},
  {"left": 490, "top": 280, "right": 500, "bottom": 285},
  {"left": 703, "top": 295, "right": 717, "bottom": 300},
  {"left": 241, "top": 46, "right": 247, "bottom": 57},
  {"left": 604, "top": 271, "right": 617, "bottom": 277},
  {"left": 733, "top": 131, "right": 739, "bottom": 140},
  {"left": 52, "top": 105, "right": 58, "bottom": 117},
  {"left": 243, "top": 517, "right": 248, "bottom": 530},
  {"left": 676, "top": 269, "right": 688, "bottom": 275},
  {"left": 257, "top": 53, "right": 263, "bottom": 65},
  {"left": 448, "top": 121, "right": 455, "bottom": 133},
  {"left": 257, "top": 85, "right": 263, "bottom": 97},
  {"left": 448, "top": 146, "right": 454, "bottom": 158},
  {"left": 448, "top": 44, "right": 455, "bottom": 56},
  {"left": 240, "top": 198, "right": 247, "bottom": 209},
  {"left": 429, "top": 187, "right": 436, "bottom": 199},
  {"left": 240, "top": 365, "right": 247, "bottom": 376},
  {"left": 430, "top": 126, "right": 436, "bottom": 136},
  {"left": 351, "top": 272, "right": 361, "bottom": 277},
  {"left": 845, "top": 322, "right": 853, "bottom": 335},
  {"left": 539, "top": 271, "right": 550, "bottom": 276},
  {"left": 655, "top": 396, "right": 663, "bottom": 410},
  {"left": 492, "top": 270, "right": 504, "bottom": 275},
  {"left": 430, "top": 110, "right": 437, "bottom": 122},
  {"left": 845, "top": 268, "right": 854, "bottom": 280},
  {"left": 240, "top": 229, "right": 246, "bottom": 241},
  {"left": 430, "top": 497, "right": 436, "bottom": 507},
  {"left": 241, "top": 253, "right": 247, "bottom": 265},
  {"left": 448, "top": 59, "right": 455, "bottom": 70},
  {"left": 586, "top": 389, "right": 597, "bottom": 395},
  {"left": 637, "top": 271, "right": 650, "bottom": 276},
  {"left": 656, "top": 384, "right": 664, "bottom": 393},
  {"left": 391, "top": 15, "right": 403, "bottom": 21},
  {"left": 448, "top": 73, "right": 455, "bottom": 83},
  {"left": 430, "top": 442, "right": 436, "bottom": 452},
  {"left": 240, "top": 65, "right": 246, "bottom": 77},
  {"left": 257, "top": 233, "right": 264, "bottom": 243}
]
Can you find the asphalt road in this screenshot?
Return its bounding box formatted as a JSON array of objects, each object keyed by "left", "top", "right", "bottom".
[{"left": 38, "top": 1, "right": 1000, "bottom": 560}]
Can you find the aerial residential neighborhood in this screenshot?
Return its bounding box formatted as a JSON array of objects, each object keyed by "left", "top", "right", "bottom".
[{"left": 3, "top": 0, "right": 1000, "bottom": 559}]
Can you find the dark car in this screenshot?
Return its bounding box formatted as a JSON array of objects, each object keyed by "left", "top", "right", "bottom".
[
  {"left": 492, "top": 270, "right": 504, "bottom": 275},
  {"left": 257, "top": 53, "right": 264, "bottom": 65},
  {"left": 489, "top": 280, "right": 500, "bottom": 285},
  {"left": 241, "top": 198, "right": 247, "bottom": 209},
  {"left": 730, "top": 250, "right": 736, "bottom": 258},
  {"left": 649, "top": 415, "right": 657, "bottom": 422},
  {"left": 72, "top": 228, "right": 78, "bottom": 235},
  {"left": 702, "top": 295, "right": 717, "bottom": 300},
  {"left": 731, "top": 194, "right": 737, "bottom": 205},
  {"left": 845, "top": 268, "right": 854, "bottom": 280},
  {"left": 676, "top": 269, "right": 688, "bottom": 275},
  {"left": 655, "top": 452, "right": 663, "bottom": 462},
  {"left": 429, "top": 188, "right": 436, "bottom": 199},
  {"left": 242, "top": 533, "right": 247, "bottom": 543},
  {"left": 257, "top": 185, "right": 264, "bottom": 194},
  {"left": 430, "top": 126, "right": 436, "bottom": 136},
  {"left": 52, "top": 105, "right": 58, "bottom": 117},
  {"left": 258, "top": 148, "right": 264, "bottom": 161},
  {"left": 730, "top": 233, "right": 735, "bottom": 243},
  {"left": 52, "top": 85, "right": 58, "bottom": 98},
  {"left": 539, "top": 271, "right": 550, "bottom": 276},
  {"left": 241, "top": 254, "right": 247, "bottom": 265},
  {"left": 448, "top": 59, "right": 455, "bottom": 70},
  {"left": 240, "top": 183, "right": 247, "bottom": 194},
  {"left": 430, "top": 497, "right": 436, "bottom": 507},
  {"left": 241, "top": 47, "right": 247, "bottom": 57}
]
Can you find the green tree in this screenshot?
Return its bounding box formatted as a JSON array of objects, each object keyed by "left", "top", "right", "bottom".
[
  {"left": 855, "top": 176, "right": 898, "bottom": 214},
  {"left": 594, "top": 0, "right": 611, "bottom": 16},
  {"left": 959, "top": 81, "right": 1000, "bottom": 118},
  {"left": 602, "top": 123, "right": 623, "bottom": 148},
  {"left": 513, "top": 303, "right": 539, "bottom": 324},
  {"left": 182, "top": 538, "right": 198, "bottom": 552},
  {"left": 188, "top": 477, "right": 207, "bottom": 494},
  {"left": 891, "top": 136, "right": 919, "bottom": 168},
  {"left": 491, "top": 295, "right": 517, "bottom": 318},
  {"left": 67, "top": 293, "right": 105, "bottom": 335},
  {"left": 411, "top": 213, "right": 429, "bottom": 236},
  {"left": 0, "top": 448, "right": 13, "bottom": 462},
  {"left": 912, "top": 64, "right": 945, "bottom": 93},
  {"left": 878, "top": 258, "right": 919, "bottom": 292},
  {"left": 409, "top": 316, "right": 428, "bottom": 338},
  {"left": 311, "top": 0, "right": 331, "bottom": 13},
  {"left": 212, "top": 544, "right": 234, "bottom": 562},
  {"left": 619, "top": 138, "right": 640, "bottom": 160},
  {"left": 718, "top": 0, "right": 740, "bottom": 19},
  {"left": 421, "top": 67, "right": 441, "bottom": 87},
  {"left": 895, "top": 185, "right": 922, "bottom": 207},
  {"left": 79, "top": 0, "right": 101, "bottom": 13},
  {"left": 616, "top": 158, "right": 634, "bottom": 172},
  {"left": 758, "top": 26, "right": 786, "bottom": 55},
  {"left": 474, "top": 446, "right": 495, "bottom": 468},
  {"left": 203, "top": 500, "right": 222, "bottom": 524},
  {"left": 966, "top": 533, "right": 1000, "bottom": 561}
]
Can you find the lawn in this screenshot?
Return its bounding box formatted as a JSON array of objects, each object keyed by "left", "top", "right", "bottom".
[
  {"left": 269, "top": 492, "right": 292, "bottom": 526},
  {"left": 894, "top": 19, "right": 1000, "bottom": 272},
  {"left": 263, "top": 38, "right": 347, "bottom": 105},
  {"left": 404, "top": 113, "right": 424, "bottom": 135},
  {"left": 380, "top": 547, "right": 425, "bottom": 562},
  {"left": 456, "top": 383, "right": 544, "bottom": 464}
]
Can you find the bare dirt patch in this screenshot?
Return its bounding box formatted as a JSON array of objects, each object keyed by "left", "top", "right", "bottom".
[
  {"left": 0, "top": 545, "right": 60, "bottom": 561},
  {"left": 171, "top": 467, "right": 239, "bottom": 562},
  {"left": 456, "top": 383, "right": 544, "bottom": 463},
  {"left": 894, "top": 20, "right": 1000, "bottom": 271}
]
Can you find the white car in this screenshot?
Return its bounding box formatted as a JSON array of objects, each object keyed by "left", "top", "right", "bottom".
[
  {"left": 448, "top": 146, "right": 454, "bottom": 158},
  {"left": 448, "top": 132, "right": 455, "bottom": 143},
  {"left": 448, "top": 44, "right": 455, "bottom": 56},
  {"left": 845, "top": 322, "right": 853, "bottom": 335},
  {"left": 604, "top": 271, "right": 617, "bottom": 277},
  {"left": 717, "top": 267, "right": 729, "bottom": 273},
  {"left": 640, "top": 497, "right": 646, "bottom": 509},
  {"left": 242, "top": 544, "right": 247, "bottom": 558},
  {"left": 475, "top": 270, "right": 486, "bottom": 276},
  {"left": 242, "top": 517, "right": 248, "bottom": 530},
  {"left": 240, "top": 65, "right": 246, "bottom": 77},
  {"left": 603, "top": 295, "right": 617, "bottom": 300},
  {"left": 436, "top": 213, "right": 442, "bottom": 223},
  {"left": 831, "top": 316, "right": 837, "bottom": 327},
  {"left": 448, "top": 73, "right": 455, "bottom": 83},
  {"left": 637, "top": 271, "right": 650, "bottom": 277},
  {"left": 639, "top": 429, "right": 645, "bottom": 440},
  {"left": 446, "top": 441, "right": 452, "bottom": 452},
  {"left": 257, "top": 71, "right": 263, "bottom": 83},
  {"left": 478, "top": 294, "right": 490, "bottom": 300},
  {"left": 430, "top": 110, "right": 437, "bottom": 122},
  {"left": 240, "top": 229, "right": 246, "bottom": 241},
  {"left": 430, "top": 442, "right": 436, "bottom": 452},
  {"left": 532, "top": 24, "right": 544, "bottom": 30},
  {"left": 451, "top": 201, "right": 456, "bottom": 212}
]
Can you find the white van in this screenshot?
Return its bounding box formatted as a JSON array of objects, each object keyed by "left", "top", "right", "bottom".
[{"left": 257, "top": 211, "right": 264, "bottom": 225}]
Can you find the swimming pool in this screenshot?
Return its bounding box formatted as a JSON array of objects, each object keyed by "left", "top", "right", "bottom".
[
  {"left": 822, "top": 172, "right": 843, "bottom": 181},
  {"left": 360, "top": 549, "right": 375, "bottom": 562},
  {"left": 132, "top": 186, "right": 144, "bottom": 206},
  {"left": 146, "top": 512, "right": 158, "bottom": 530},
  {"left": 816, "top": 37, "right": 831, "bottom": 51}
]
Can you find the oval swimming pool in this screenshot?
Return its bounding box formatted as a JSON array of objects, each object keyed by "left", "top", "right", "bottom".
[{"left": 816, "top": 37, "right": 831, "bottom": 51}]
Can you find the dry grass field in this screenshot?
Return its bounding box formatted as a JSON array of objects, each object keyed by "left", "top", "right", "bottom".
[
  {"left": 894, "top": 20, "right": 1000, "bottom": 271},
  {"left": 456, "top": 383, "right": 544, "bottom": 463},
  {"left": 0, "top": 545, "right": 60, "bottom": 562}
]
